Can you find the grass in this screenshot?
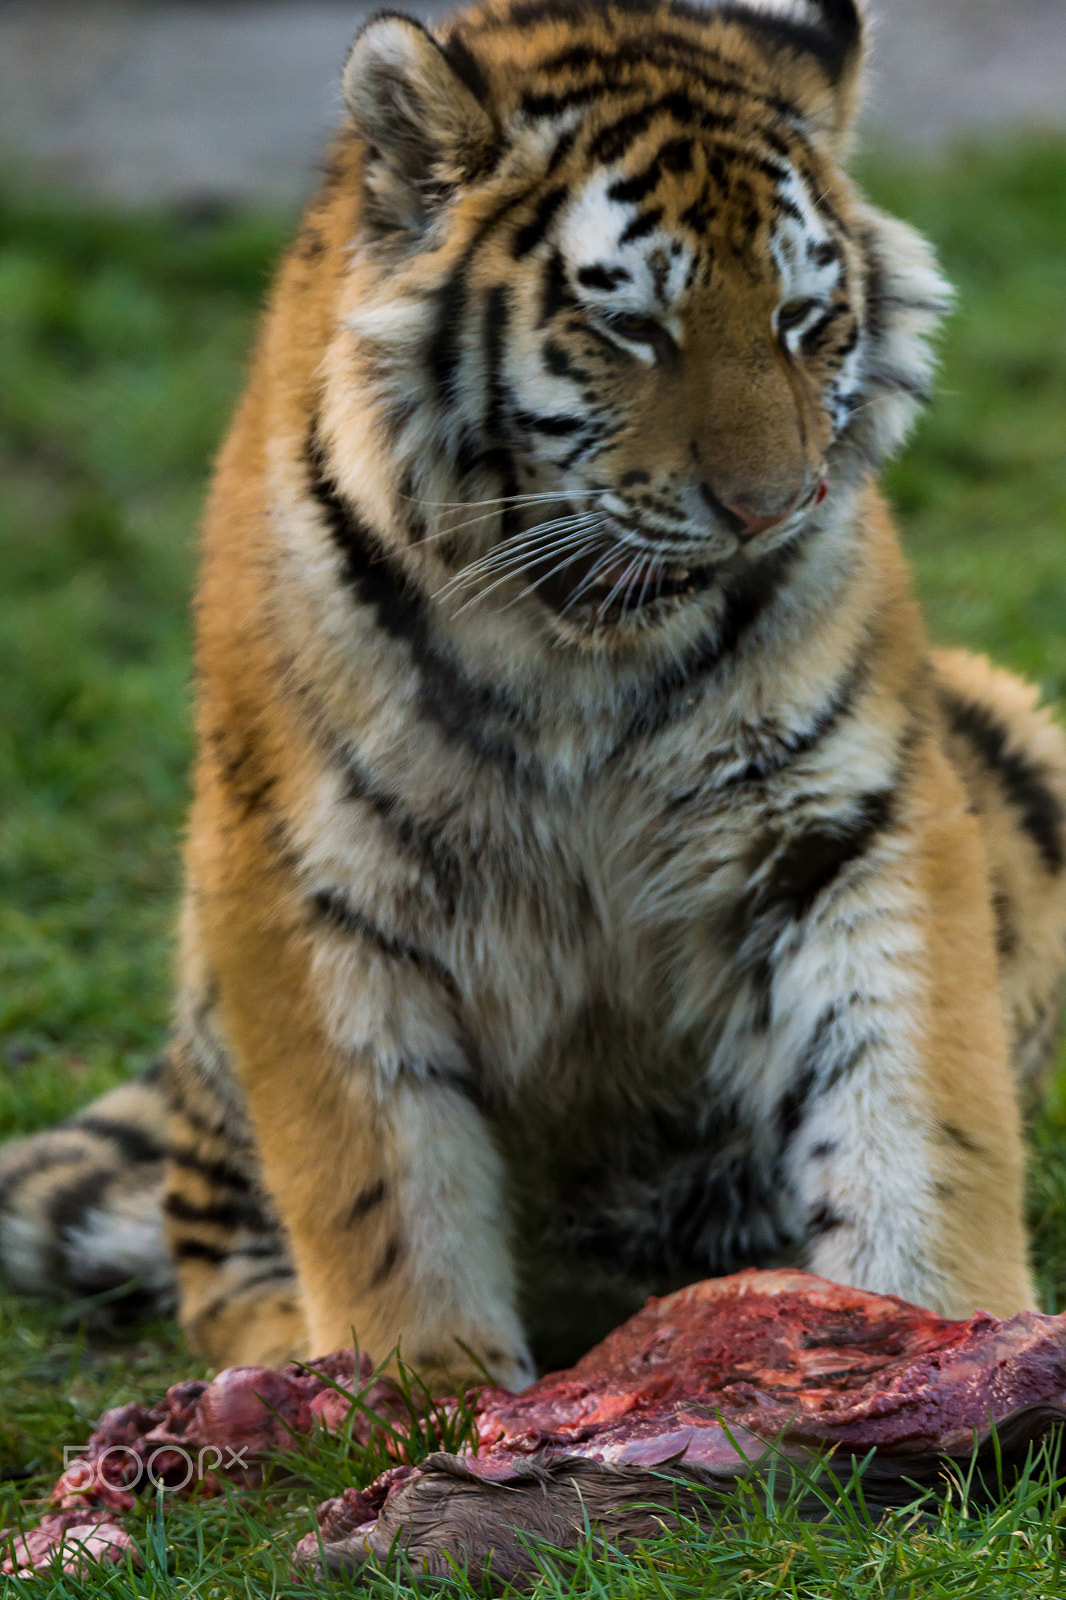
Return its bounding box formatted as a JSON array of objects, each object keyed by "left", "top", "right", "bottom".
[{"left": 2, "top": 135, "right": 1066, "bottom": 1592}]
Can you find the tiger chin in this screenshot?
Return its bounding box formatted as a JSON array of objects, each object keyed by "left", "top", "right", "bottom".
[{"left": 3, "top": 0, "right": 1066, "bottom": 1392}]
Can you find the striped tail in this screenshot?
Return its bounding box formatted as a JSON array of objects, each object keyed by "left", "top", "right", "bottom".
[{"left": 0, "top": 1063, "right": 175, "bottom": 1322}]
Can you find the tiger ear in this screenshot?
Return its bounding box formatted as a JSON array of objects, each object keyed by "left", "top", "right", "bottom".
[
  {"left": 792, "top": 0, "right": 865, "bottom": 150},
  {"left": 803, "top": 0, "right": 864, "bottom": 85},
  {"left": 342, "top": 13, "right": 497, "bottom": 238},
  {"left": 735, "top": 0, "right": 865, "bottom": 152}
]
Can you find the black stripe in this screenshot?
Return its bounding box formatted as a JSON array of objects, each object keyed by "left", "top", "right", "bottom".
[
  {"left": 306, "top": 431, "right": 531, "bottom": 771},
  {"left": 775, "top": 1068, "right": 816, "bottom": 1145},
  {"left": 591, "top": 97, "right": 792, "bottom": 176},
  {"left": 720, "top": 643, "right": 873, "bottom": 790},
  {"left": 806, "top": 1202, "right": 846, "bottom": 1239},
  {"left": 482, "top": 285, "right": 512, "bottom": 450},
  {"left": 0, "top": 1145, "right": 80, "bottom": 1214},
  {"left": 439, "top": 31, "right": 491, "bottom": 107},
  {"left": 206, "top": 728, "right": 279, "bottom": 823},
  {"left": 519, "top": 32, "right": 803, "bottom": 127},
  {"left": 310, "top": 888, "right": 460, "bottom": 1000},
  {"left": 939, "top": 687, "right": 1065, "bottom": 873},
  {"left": 348, "top": 1180, "right": 387, "bottom": 1225},
  {"left": 607, "top": 166, "right": 661, "bottom": 206},
  {"left": 173, "top": 1238, "right": 228, "bottom": 1264},
  {"left": 521, "top": 83, "right": 613, "bottom": 121},
  {"left": 307, "top": 432, "right": 425, "bottom": 646},
  {"left": 728, "top": 775, "right": 902, "bottom": 1031},
  {"left": 400, "top": 1056, "right": 489, "bottom": 1114},
  {"left": 662, "top": 135, "right": 695, "bottom": 174},
  {"left": 575, "top": 263, "right": 631, "bottom": 290},
  {"left": 514, "top": 410, "right": 584, "bottom": 436},
  {"left": 939, "top": 1121, "right": 986, "bottom": 1156},
  {"left": 370, "top": 1235, "right": 403, "bottom": 1287},
  {"left": 194, "top": 1266, "right": 298, "bottom": 1327},
  {"left": 816, "top": 315, "right": 857, "bottom": 363},
  {"left": 590, "top": 93, "right": 698, "bottom": 164},
  {"left": 166, "top": 1146, "right": 253, "bottom": 1193},
  {"left": 545, "top": 124, "right": 579, "bottom": 176},
  {"left": 818, "top": 1036, "right": 873, "bottom": 1096},
  {"left": 513, "top": 186, "right": 568, "bottom": 258},
  {"left": 539, "top": 248, "right": 574, "bottom": 326},
  {"left": 73, "top": 1117, "right": 165, "bottom": 1166},
  {"left": 619, "top": 209, "right": 662, "bottom": 246},
  {"left": 428, "top": 192, "right": 520, "bottom": 406},
  {"left": 755, "top": 787, "right": 897, "bottom": 922},
  {"left": 992, "top": 885, "right": 1019, "bottom": 961},
  {"left": 790, "top": 1000, "right": 884, "bottom": 1105},
  {"left": 339, "top": 747, "right": 463, "bottom": 913},
  {"left": 47, "top": 1167, "right": 114, "bottom": 1242},
  {"left": 775, "top": 1032, "right": 875, "bottom": 1156},
  {"left": 542, "top": 338, "right": 587, "bottom": 382},
  {"left": 862, "top": 230, "right": 891, "bottom": 347},
  {"left": 429, "top": 268, "right": 469, "bottom": 407},
  {"left": 865, "top": 366, "right": 932, "bottom": 404},
  {"left": 659, "top": 136, "right": 694, "bottom": 173},
  {"left": 164, "top": 1065, "right": 232, "bottom": 1141},
  {"left": 163, "top": 1192, "right": 254, "bottom": 1230},
  {"left": 814, "top": 313, "right": 859, "bottom": 362}
]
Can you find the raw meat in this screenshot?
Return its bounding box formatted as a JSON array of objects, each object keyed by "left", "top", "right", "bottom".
[
  {"left": 6, "top": 1270, "right": 1066, "bottom": 1583},
  {"left": 299, "top": 1270, "right": 1066, "bottom": 1584}
]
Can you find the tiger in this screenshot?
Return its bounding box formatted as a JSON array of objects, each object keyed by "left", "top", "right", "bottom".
[{"left": 3, "top": 0, "right": 1066, "bottom": 1391}]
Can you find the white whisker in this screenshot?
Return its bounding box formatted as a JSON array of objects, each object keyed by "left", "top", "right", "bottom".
[
  {"left": 434, "top": 514, "right": 605, "bottom": 600},
  {"left": 498, "top": 534, "right": 608, "bottom": 614},
  {"left": 403, "top": 489, "right": 602, "bottom": 513},
  {"left": 634, "top": 544, "right": 667, "bottom": 615},
  {"left": 559, "top": 547, "right": 619, "bottom": 616},
  {"left": 440, "top": 523, "right": 604, "bottom": 610},
  {"left": 450, "top": 536, "right": 600, "bottom": 617},
  {"left": 597, "top": 550, "right": 644, "bottom": 620}
]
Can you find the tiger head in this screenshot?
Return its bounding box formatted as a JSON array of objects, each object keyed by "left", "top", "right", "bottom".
[{"left": 316, "top": 0, "right": 949, "bottom": 645}]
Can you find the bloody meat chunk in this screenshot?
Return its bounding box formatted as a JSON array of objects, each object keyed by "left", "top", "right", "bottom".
[
  {"left": 7, "top": 1270, "right": 1066, "bottom": 1583},
  {"left": 298, "top": 1270, "right": 1066, "bottom": 1586}
]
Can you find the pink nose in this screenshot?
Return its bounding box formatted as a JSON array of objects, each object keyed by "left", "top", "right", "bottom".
[{"left": 720, "top": 499, "right": 786, "bottom": 537}]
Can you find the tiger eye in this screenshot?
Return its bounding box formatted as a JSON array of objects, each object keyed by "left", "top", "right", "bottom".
[
  {"left": 606, "top": 313, "right": 677, "bottom": 360},
  {"left": 775, "top": 297, "right": 820, "bottom": 334}
]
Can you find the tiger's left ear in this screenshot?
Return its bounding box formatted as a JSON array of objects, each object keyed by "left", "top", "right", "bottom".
[
  {"left": 743, "top": 0, "right": 865, "bottom": 154},
  {"left": 793, "top": 0, "right": 865, "bottom": 151},
  {"left": 343, "top": 13, "right": 497, "bottom": 238}
]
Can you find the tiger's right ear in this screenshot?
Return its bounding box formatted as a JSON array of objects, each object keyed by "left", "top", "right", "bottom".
[{"left": 342, "top": 13, "right": 497, "bottom": 238}]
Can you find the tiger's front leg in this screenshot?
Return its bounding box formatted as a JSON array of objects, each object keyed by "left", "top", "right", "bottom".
[
  {"left": 716, "top": 748, "right": 1034, "bottom": 1320},
  {"left": 186, "top": 884, "right": 533, "bottom": 1391}
]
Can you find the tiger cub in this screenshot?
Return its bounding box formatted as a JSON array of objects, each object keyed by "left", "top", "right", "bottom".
[{"left": 3, "top": 0, "right": 1066, "bottom": 1388}]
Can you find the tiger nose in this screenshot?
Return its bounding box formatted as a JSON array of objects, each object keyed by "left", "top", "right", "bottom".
[
  {"left": 698, "top": 479, "right": 794, "bottom": 539},
  {"left": 718, "top": 497, "right": 788, "bottom": 537}
]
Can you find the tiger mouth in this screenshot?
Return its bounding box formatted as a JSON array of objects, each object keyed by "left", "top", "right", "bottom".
[{"left": 531, "top": 545, "right": 718, "bottom": 621}]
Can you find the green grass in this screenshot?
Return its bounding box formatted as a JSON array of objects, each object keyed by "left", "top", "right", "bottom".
[{"left": 2, "top": 137, "right": 1066, "bottom": 1593}]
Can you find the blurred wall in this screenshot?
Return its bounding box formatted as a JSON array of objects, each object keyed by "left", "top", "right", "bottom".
[{"left": 1, "top": 0, "right": 1064, "bottom": 207}]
